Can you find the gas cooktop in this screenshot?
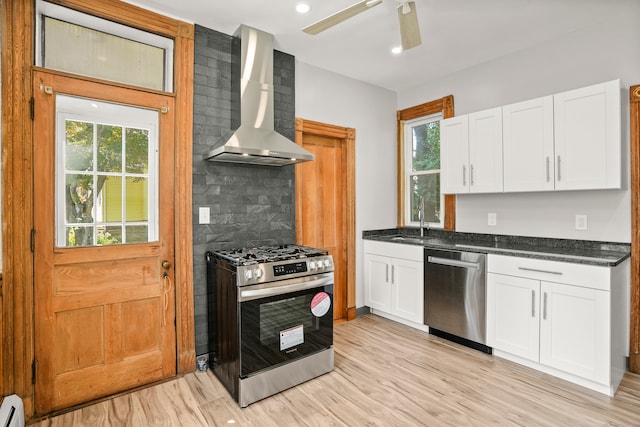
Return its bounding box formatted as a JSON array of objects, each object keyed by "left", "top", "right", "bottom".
[{"left": 213, "top": 244, "right": 329, "bottom": 266}]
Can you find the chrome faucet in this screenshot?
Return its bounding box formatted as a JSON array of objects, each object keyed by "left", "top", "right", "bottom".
[{"left": 419, "top": 196, "right": 425, "bottom": 237}]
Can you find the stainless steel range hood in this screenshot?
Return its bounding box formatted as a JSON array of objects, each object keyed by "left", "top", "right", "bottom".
[{"left": 203, "top": 25, "right": 314, "bottom": 166}]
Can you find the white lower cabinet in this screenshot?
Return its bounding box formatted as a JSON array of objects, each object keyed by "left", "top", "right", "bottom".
[
  {"left": 539, "top": 281, "right": 609, "bottom": 384},
  {"left": 487, "top": 254, "right": 628, "bottom": 396},
  {"left": 364, "top": 241, "right": 424, "bottom": 325},
  {"left": 487, "top": 273, "right": 540, "bottom": 361}
]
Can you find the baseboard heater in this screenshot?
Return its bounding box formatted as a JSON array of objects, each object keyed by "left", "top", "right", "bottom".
[{"left": 0, "top": 395, "right": 25, "bottom": 427}]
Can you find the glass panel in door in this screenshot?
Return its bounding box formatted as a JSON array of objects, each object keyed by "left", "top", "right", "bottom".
[{"left": 56, "top": 95, "right": 158, "bottom": 247}]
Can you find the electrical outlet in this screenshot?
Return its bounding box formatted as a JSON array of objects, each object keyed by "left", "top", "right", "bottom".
[
  {"left": 199, "top": 207, "right": 211, "bottom": 225},
  {"left": 575, "top": 214, "right": 587, "bottom": 230},
  {"left": 488, "top": 213, "right": 497, "bottom": 226}
]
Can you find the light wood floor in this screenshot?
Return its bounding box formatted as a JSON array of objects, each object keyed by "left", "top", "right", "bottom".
[{"left": 31, "top": 314, "right": 640, "bottom": 426}]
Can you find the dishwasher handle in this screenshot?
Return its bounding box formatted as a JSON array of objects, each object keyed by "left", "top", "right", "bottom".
[{"left": 427, "top": 256, "right": 480, "bottom": 269}]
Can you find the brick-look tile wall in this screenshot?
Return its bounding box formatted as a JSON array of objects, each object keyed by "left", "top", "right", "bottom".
[{"left": 192, "top": 25, "right": 297, "bottom": 356}]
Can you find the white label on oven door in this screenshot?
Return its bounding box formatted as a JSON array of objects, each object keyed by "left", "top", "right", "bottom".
[
  {"left": 280, "top": 325, "right": 304, "bottom": 351},
  {"left": 311, "top": 292, "right": 331, "bottom": 317}
]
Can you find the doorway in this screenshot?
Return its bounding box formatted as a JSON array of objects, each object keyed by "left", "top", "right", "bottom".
[
  {"left": 295, "top": 118, "right": 356, "bottom": 322},
  {"left": 32, "top": 70, "right": 177, "bottom": 413}
]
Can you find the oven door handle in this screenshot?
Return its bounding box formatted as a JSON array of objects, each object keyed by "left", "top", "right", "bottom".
[{"left": 239, "top": 274, "right": 334, "bottom": 301}]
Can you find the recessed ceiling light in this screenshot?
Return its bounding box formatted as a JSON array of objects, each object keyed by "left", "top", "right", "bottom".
[
  {"left": 296, "top": 3, "right": 311, "bottom": 14},
  {"left": 391, "top": 46, "right": 403, "bottom": 54}
]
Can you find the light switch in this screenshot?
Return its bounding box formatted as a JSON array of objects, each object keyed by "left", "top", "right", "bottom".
[{"left": 199, "top": 207, "right": 210, "bottom": 225}]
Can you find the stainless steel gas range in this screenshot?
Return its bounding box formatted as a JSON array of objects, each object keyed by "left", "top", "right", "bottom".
[{"left": 206, "top": 244, "right": 334, "bottom": 407}]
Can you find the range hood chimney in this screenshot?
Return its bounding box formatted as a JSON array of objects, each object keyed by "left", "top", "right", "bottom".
[{"left": 203, "top": 25, "right": 314, "bottom": 166}]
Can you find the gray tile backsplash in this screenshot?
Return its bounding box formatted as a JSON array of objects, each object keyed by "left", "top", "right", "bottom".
[{"left": 192, "top": 25, "right": 297, "bottom": 356}]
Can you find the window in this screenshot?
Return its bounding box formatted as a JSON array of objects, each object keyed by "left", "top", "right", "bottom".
[
  {"left": 35, "top": 0, "right": 173, "bottom": 91},
  {"left": 397, "top": 96, "right": 455, "bottom": 230},
  {"left": 56, "top": 95, "right": 159, "bottom": 247},
  {"left": 404, "top": 114, "right": 443, "bottom": 228}
]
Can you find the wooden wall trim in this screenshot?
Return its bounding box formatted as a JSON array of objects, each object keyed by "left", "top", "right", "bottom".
[
  {"left": 396, "top": 95, "right": 456, "bottom": 232},
  {"left": 630, "top": 83, "right": 640, "bottom": 373},
  {"left": 1, "top": 0, "right": 195, "bottom": 416},
  {"left": 2, "top": 0, "right": 36, "bottom": 414},
  {"left": 43, "top": 0, "right": 193, "bottom": 39},
  {"left": 295, "top": 118, "right": 357, "bottom": 319},
  {"left": 173, "top": 24, "right": 196, "bottom": 375}
]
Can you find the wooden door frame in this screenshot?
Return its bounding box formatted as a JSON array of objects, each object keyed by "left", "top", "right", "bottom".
[
  {"left": 630, "top": 84, "right": 640, "bottom": 373},
  {"left": 1, "top": 0, "right": 195, "bottom": 417},
  {"left": 295, "top": 118, "right": 357, "bottom": 320}
]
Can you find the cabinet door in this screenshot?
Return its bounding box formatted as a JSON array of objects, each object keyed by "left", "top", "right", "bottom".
[
  {"left": 468, "top": 107, "right": 503, "bottom": 193},
  {"left": 539, "top": 281, "right": 609, "bottom": 384},
  {"left": 391, "top": 258, "right": 424, "bottom": 324},
  {"left": 503, "top": 96, "right": 554, "bottom": 192},
  {"left": 553, "top": 79, "right": 621, "bottom": 190},
  {"left": 440, "top": 115, "right": 469, "bottom": 194},
  {"left": 487, "top": 273, "right": 540, "bottom": 361},
  {"left": 364, "top": 253, "right": 392, "bottom": 312}
]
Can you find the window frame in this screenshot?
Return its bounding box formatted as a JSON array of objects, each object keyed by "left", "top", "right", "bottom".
[
  {"left": 397, "top": 95, "right": 455, "bottom": 231},
  {"left": 403, "top": 113, "right": 444, "bottom": 228},
  {"left": 35, "top": 0, "right": 174, "bottom": 92}
]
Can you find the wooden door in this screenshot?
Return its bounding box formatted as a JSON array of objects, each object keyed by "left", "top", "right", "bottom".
[
  {"left": 33, "top": 70, "right": 176, "bottom": 414},
  {"left": 295, "top": 119, "right": 355, "bottom": 322}
]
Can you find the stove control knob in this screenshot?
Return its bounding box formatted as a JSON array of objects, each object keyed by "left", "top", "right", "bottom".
[
  {"left": 324, "top": 259, "right": 331, "bottom": 268},
  {"left": 244, "top": 270, "right": 253, "bottom": 280},
  {"left": 309, "top": 261, "right": 317, "bottom": 270},
  {"left": 254, "top": 268, "right": 263, "bottom": 279}
]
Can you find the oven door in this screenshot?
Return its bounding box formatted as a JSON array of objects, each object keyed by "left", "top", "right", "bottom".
[{"left": 238, "top": 272, "right": 334, "bottom": 378}]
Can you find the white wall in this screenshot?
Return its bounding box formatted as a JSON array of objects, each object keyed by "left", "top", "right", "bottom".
[
  {"left": 399, "top": 4, "right": 640, "bottom": 243},
  {"left": 297, "top": 4, "right": 640, "bottom": 308},
  {"left": 296, "top": 62, "right": 397, "bottom": 307}
]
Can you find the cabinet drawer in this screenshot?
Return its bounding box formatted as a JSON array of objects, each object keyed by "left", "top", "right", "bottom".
[
  {"left": 487, "top": 254, "right": 610, "bottom": 291},
  {"left": 364, "top": 241, "right": 423, "bottom": 262}
]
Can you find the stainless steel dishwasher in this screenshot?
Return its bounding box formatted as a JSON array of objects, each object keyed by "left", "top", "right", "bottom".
[{"left": 424, "top": 249, "right": 491, "bottom": 353}]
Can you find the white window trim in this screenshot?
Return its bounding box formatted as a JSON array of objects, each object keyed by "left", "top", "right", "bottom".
[
  {"left": 403, "top": 113, "right": 444, "bottom": 229},
  {"left": 35, "top": 0, "right": 174, "bottom": 92}
]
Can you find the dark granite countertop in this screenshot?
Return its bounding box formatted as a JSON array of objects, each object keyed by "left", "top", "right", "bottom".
[{"left": 363, "top": 228, "right": 630, "bottom": 267}]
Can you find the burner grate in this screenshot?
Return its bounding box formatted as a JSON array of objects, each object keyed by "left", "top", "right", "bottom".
[{"left": 213, "top": 244, "right": 328, "bottom": 266}]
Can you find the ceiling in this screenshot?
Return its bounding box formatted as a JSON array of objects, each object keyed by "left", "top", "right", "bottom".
[{"left": 124, "top": 0, "right": 630, "bottom": 92}]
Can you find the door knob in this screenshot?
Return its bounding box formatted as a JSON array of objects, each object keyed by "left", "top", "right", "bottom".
[{"left": 162, "top": 260, "right": 171, "bottom": 270}]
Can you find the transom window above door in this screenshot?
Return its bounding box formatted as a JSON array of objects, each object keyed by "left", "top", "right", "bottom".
[
  {"left": 55, "top": 95, "right": 159, "bottom": 247},
  {"left": 35, "top": 0, "right": 174, "bottom": 92}
]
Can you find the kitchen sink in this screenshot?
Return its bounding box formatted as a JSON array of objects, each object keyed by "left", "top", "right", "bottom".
[{"left": 389, "top": 236, "right": 426, "bottom": 244}]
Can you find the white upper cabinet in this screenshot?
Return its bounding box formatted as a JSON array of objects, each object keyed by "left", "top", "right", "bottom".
[
  {"left": 441, "top": 115, "right": 469, "bottom": 193},
  {"left": 553, "top": 79, "right": 621, "bottom": 190},
  {"left": 442, "top": 79, "right": 621, "bottom": 194},
  {"left": 441, "top": 107, "right": 503, "bottom": 194},
  {"left": 468, "top": 108, "right": 504, "bottom": 193},
  {"left": 503, "top": 96, "right": 555, "bottom": 192}
]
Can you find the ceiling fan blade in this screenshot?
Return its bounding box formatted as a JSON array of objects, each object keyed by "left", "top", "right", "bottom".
[
  {"left": 397, "top": 1, "right": 422, "bottom": 50},
  {"left": 303, "top": 0, "right": 382, "bottom": 35}
]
